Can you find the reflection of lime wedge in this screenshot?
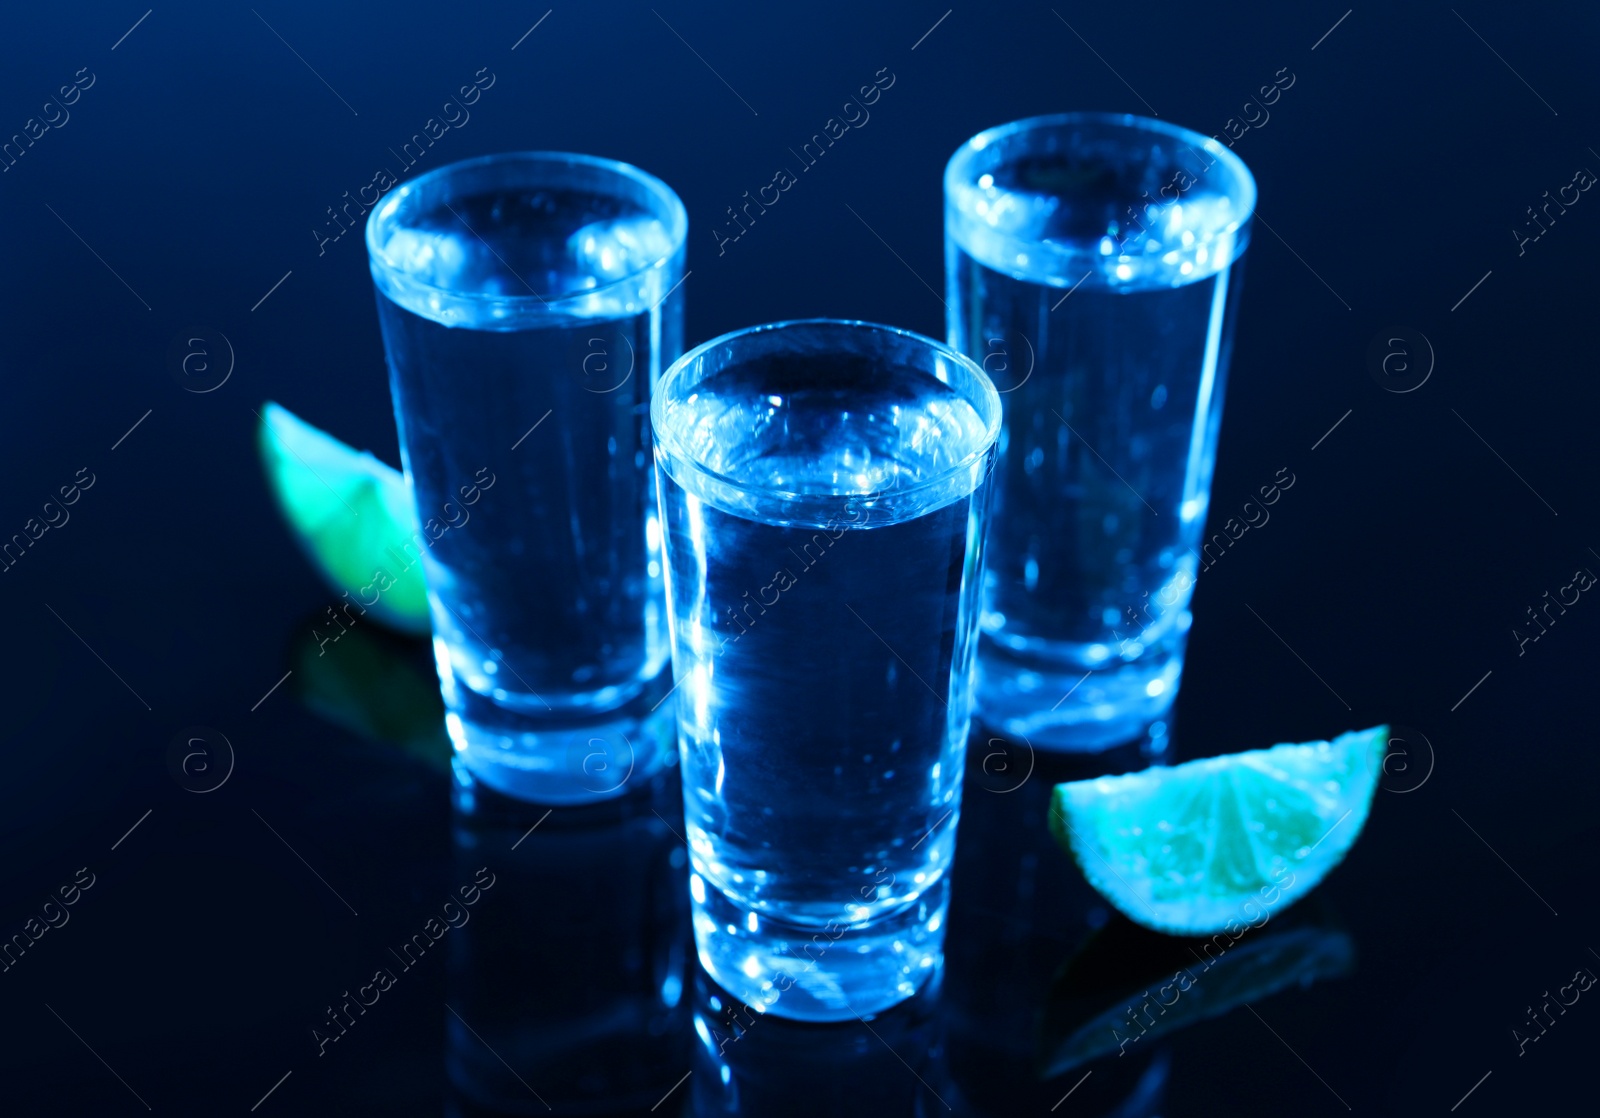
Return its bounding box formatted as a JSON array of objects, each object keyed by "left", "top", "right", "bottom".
[
  {"left": 257, "top": 401, "right": 430, "bottom": 635},
  {"left": 1040, "top": 906, "right": 1354, "bottom": 1076},
  {"left": 1050, "top": 726, "right": 1387, "bottom": 935},
  {"left": 291, "top": 619, "right": 450, "bottom": 770}
]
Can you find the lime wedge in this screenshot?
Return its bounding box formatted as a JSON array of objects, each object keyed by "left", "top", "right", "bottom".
[
  {"left": 257, "top": 401, "right": 430, "bottom": 635},
  {"left": 1049, "top": 726, "right": 1387, "bottom": 935}
]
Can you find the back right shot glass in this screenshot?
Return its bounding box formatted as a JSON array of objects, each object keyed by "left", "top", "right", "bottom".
[
  {"left": 652, "top": 320, "right": 1001, "bottom": 1020},
  {"left": 946, "top": 113, "right": 1257, "bottom": 750}
]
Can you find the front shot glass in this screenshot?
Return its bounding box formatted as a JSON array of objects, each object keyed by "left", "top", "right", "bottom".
[
  {"left": 946, "top": 113, "right": 1256, "bottom": 749},
  {"left": 652, "top": 320, "right": 1002, "bottom": 1020},
  {"left": 367, "top": 153, "right": 687, "bottom": 802}
]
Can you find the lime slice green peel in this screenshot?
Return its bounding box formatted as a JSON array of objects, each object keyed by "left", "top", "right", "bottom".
[
  {"left": 1050, "top": 725, "right": 1387, "bottom": 936},
  {"left": 257, "top": 401, "right": 431, "bottom": 635}
]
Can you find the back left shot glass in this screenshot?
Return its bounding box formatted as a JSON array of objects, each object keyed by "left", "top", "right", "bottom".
[
  {"left": 946, "top": 114, "right": 1256, "bottom": 751},
  {"left": 366, "top": 152, "right": 687, "bottom": 803},
  {"left": 652, "top": 319, "right": 1002, "bottom": 1020}
]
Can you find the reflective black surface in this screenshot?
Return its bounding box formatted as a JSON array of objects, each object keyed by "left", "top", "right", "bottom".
[{"left": 5, "top": 1, "right": 1600, "bottom": 1113}]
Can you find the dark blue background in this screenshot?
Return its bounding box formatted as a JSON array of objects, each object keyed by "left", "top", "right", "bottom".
[{"left": 2, "top": 1, "right": 1597, "bottom": 1114}]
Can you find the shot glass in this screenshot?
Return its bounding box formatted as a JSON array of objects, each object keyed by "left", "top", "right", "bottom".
[
  {"left": 652, "top": 319, "right": 1002, "bottom": 1020},
  {"left": 367, "top": 152, "right": 687, "bottom": 801},
  {"left": 946, "top": 113, "right": 1256, "bottom": 749}
]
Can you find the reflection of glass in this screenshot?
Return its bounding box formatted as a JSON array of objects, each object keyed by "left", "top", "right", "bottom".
[
  {"left": 941, "top": 722, "right": 1169, "bottom": 1116},
  {"left": 946, "top": 114, "right": 1256, "bottom": 750},
  {"left": 367, "top": 152, "right": 687, "bottom": 801},
  {"left": 690, "top": 967, "right": 946, "bottom": 1116},
  {"left": 653, "top": 320, "right": 1002, "bottom": 1020},
  {"left": 445, "top": 761, "right": 691, "bottom": 1114}
]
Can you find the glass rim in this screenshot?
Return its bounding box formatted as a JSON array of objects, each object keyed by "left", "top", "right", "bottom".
[
  {"left": 651, "top": 317, "right": 1003, "bottom": 507},
  {"left": 947, "top": 111, "right": 1257, "bottom": 215},
  {"left": 364, "top": 150, "right": 689, "bottom": 310}
]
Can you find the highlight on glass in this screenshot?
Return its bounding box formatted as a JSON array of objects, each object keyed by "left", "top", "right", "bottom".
[
  {"left": 946, "top": 112, "right": 1257, "bottom": 750},
  {"left": 652, "top": 319, "right": 1002, "bottom": 1020},
  {"left": 367, "top": 152, "right": 687, "bottom": 802}
]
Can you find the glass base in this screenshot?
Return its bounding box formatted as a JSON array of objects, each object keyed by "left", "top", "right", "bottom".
[
  {"left": 690, "top": 874, "right": 948, "bottom": 1022},
  {"left": 445, "top": 670, "right": 676, "bottom": 804},
  {"left": 976, "top": 618, "right": 1187, "bottom": 751}
]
